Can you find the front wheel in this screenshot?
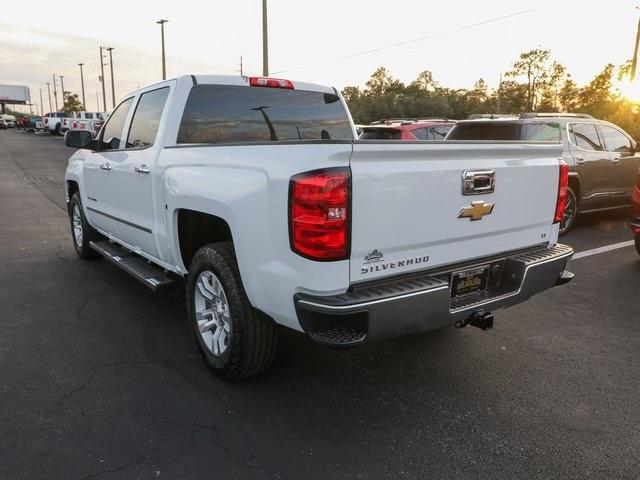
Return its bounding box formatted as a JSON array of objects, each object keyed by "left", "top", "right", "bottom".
[
  {"left": 186, "top": 242, "right": 278, "bottom": 380},
  {"left": 559, "top": 187, "right": 578, "bottom": 236},
  {"left": 68, "top": 193, "right": 102, "bottom": 259}
]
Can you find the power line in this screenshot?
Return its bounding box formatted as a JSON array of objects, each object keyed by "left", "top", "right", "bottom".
[{"left": 272, "top": 6, "right": 541, "bottom": 75}]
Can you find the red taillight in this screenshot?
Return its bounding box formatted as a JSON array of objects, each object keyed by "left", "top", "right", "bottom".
[
  {"left": 554, "top": 160, "right": 569, "bottom": 224},
  {"left": 289, "top": 168, "right": 350, "bottom": 261},
  {"left": 249, "top": 76, "right": 294, "bottom": 89}
]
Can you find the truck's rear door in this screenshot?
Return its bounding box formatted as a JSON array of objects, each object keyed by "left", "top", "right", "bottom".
[{"left": 349, "top": 142, "right": 563, "bottom": 282}]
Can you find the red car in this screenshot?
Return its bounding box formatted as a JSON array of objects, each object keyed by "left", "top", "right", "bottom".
[
  {"left": 632, "top": 169, "right": 640, "bottom": 255},
  {"left": 359, "top": 119, "right": 455, "bottom": 140}
]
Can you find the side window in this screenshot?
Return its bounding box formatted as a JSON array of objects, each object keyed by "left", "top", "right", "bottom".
[
  {"left": 126, "top": 87, "right": 170, "bottom": 149},
  {"left": 411, "top": 128, "right": 430, "bottom": 140},
  {"left": 523, "top": 123, "right": 561, "bottom": 142},
  {"left": 569, "top": 123, "right": 603, "bottom": 151},
  {"left": 599, "top": 125, "right": 633, "bottom": 153},
  {"left": 432, "top": 126, "right": 451, "bottom": 140},
  {"left": 100, "top": 98, "right": 134, "bottom": 150},
  {"left": 85, "top": 113, "right": 94, "bottom": 119}
]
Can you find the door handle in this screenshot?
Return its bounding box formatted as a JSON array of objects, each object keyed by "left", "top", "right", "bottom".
[
  {"left": 134, "top": 164, "right": 151, "bottom": 174},
  {"left": 575, "top": 156, "right": 585, "bottom": 165},
  {"left": 100, "top": 162, "right": 111, "bottom": 171}
]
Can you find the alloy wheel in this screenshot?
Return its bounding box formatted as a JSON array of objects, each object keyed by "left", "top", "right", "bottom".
[{"left": 194, "top": 270, "right": 232, "bottom": 356}]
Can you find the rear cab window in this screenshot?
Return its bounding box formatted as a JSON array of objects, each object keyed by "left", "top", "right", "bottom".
[
  {"left": 446, "top": 122, "right": 522, "bottom": 140},
  {"left": 177, "top": 85, "right": 353, "bottom": 144}
]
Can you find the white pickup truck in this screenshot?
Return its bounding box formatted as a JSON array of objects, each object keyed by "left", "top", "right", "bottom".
[
  {"left": 63, "top": 75, "right": 574, "bottom": 379},
  {"left": 65, "top": 111, "right": 107, "bottom": 137},
  {"left": 43, "top": 112, "right": 67, "bottom": 135}
]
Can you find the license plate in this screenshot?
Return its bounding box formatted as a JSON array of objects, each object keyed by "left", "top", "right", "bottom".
[{"left": 451, "top": 266, "right": 489, "bottom": 298}]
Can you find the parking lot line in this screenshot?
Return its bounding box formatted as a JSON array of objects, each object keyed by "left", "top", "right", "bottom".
[{"left": 570, "top": 240, "right": 635, "bottom": 260}]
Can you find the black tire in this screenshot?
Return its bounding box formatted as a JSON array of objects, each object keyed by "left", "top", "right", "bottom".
[
  {"left": 186, "top": 242, "right": 278, "bottom": 380},
  {"left": 559, "top": 186, "right": 578, "bottom": 236},
  {"left": 68, "top": 193, "right": 102, "bottom": 259},
  {"left": 635, "top": 235, "right": 640, "bottom": 256},
  {"left": 54, "top": 124, "right": 61, "bottom": 135}
]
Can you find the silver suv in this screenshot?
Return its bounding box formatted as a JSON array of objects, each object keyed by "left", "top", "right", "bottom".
[{"left": 446, "top": 113, "right": 639, "bottom": 234}]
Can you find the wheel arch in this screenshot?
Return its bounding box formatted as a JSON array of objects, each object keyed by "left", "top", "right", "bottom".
[
  {"left": 567, "top": 173, "right": 581, "bottom": 205},
  {"left": 175, "top": 209, "right": 235, "bottom": 272}
]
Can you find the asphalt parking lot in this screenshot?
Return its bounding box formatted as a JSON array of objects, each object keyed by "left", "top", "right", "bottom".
[{"left": 1, "top": 129, "right": 638, "bottom": 480}]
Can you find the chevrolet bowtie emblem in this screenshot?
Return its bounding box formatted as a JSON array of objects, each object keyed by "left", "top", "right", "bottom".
[{"left": 458, "top": 201, "right": 495, "bottom": 221}]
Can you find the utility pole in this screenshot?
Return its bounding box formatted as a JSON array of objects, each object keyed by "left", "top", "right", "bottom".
[
  {"left": 39, "top": 88, "right": 44, "bottom": 116},
  {"left": 99, "top": 47, "right": 107, "bottom": 111},
  {"left": 96, "top": 91, "right": 99, "bottom": 110},
  {"left": 52, "top": 74, "right": 58, "bottom": 111},
  {"left": 157, "top": 19, "right": 169, "bottom": 80},
  {"left": 262, "top": 0, "right": 269, "bottom": 76},
  {"left": 78, "top": 63, "right": 86, "bottom": 107},
  {"left": 631, "top": 7, "right": 640, "bottom": 81},
  {"left": 239, "top": 55, "right": 244, "bottom": 76},
  {"left": 106, "top": 47, "right": 116, "bottom": 108},
  {"left": 59, "top": 75, "right": 65, "bottom": 109},
  {"left": 497, "top": 73, "right": 503, "bottom": 114},
  {"left": 46, "top": 83, "right": 52, "bottom": 113}
]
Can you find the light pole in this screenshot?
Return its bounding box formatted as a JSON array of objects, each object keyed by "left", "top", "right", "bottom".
[
  {"left": 106, "top": 47, "right": 116, "bottom": 108},
  {"left": 59, "top": 75, "right": 65, "bottom": 109},
  {"left": 52, "top": 74, "right": 58, "bottom": 111},
  {"left": 46, "top": 82, "right": 52, "bottom": 113},
  {"left": 631, "top": 7, "right": 640, "bottom": 81},
  {"left": 39, "top": 88, "right": 44, "bottom": 116},
  {"left": 78, "top": 63, "right": 86, "bottom": 107},
  {"left": 262, "top": 0, "right": 269, "bottom": 76},
  {"left": 99, "top": 47, "right": 107, "bottom": 111},
  {"left": 157, "top": 19, "right": 169, "bottom": 80}
]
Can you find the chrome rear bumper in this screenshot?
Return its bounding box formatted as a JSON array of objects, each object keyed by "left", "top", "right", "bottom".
[{"left": 295, "top": 244, "right": 574, "bottom": 346}]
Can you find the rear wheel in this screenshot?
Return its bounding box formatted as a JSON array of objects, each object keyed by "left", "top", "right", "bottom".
[
  {"left": 69, "top": 193, "right": 102, "bottom": 259},
  {"left": 186, "top": 242, "right": 278, "bottom": 380},
  {"left": 559, "top": 186, "right": 578, "bottom": 236}
]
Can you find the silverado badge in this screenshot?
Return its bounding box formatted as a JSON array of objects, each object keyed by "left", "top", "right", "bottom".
[{"left": 458, "top": 201, "right": 495, "bottom": 221}]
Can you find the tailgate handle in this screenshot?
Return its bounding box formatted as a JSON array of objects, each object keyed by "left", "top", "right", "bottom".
[{"left": 462, "top": 170, "right": 495, "bottom": 195}]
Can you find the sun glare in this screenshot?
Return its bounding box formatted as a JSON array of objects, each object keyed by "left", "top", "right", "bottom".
[{"left": 617, "top": 80, "right": 640, "bottom": 103}]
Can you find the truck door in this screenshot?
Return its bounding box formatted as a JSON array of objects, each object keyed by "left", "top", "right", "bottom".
[
  {"left": 597, "top": 124, "right": 639, "bottom": 205},
  {"left": 567, "top": 122, "right": 612, "bottom": 209},
  {"left": 83, "top": 97, "right": 135, "bottom": 235},
  {"left": 107, "top": 86, "right": 171, "bottom": 257}
]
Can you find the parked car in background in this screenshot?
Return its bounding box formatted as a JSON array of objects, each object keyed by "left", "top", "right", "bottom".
[
  {"left": 1, "top": 114, "right": 16, "bottom": 128},
  {"left": 359, "top": 119, "right": 455, "bottom": 140},
  {"left": 446, "top": 113, "right": 640, "bottom": 235},
  {"left": 631, "top": 169, "right": 640, "bottom": 255},
  {"left": 43, "top": 112, "right": 67, "bottom": 135},
  {"left": 67, "top": 111, "right": 107, "bottom": 138},
  {"left": 26, "top": 116, "right": 41, "bottom": 132},
  {"left": 0, "top": 119, "right": 7, "bottom": 130},
  {"left": 63, "top": 75, "right": 572, "bottom": 379}
]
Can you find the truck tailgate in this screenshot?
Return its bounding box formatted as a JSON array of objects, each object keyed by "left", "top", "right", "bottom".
[{"left": 349, "top": 142, "right": 563, "bottom": 282}]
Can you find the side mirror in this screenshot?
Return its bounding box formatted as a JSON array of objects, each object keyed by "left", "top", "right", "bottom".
[{"left": 64, "top": 130, "right": 93, "bottom": 149}]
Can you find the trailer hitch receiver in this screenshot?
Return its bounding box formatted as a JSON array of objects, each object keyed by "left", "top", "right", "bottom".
[{"left": 455, "top": 311, "right": 494, "bottom": 331}]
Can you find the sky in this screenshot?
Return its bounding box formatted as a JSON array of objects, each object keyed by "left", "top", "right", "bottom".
[{"left": 2, "top": 0, "right": 639, "bottom": 114}]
